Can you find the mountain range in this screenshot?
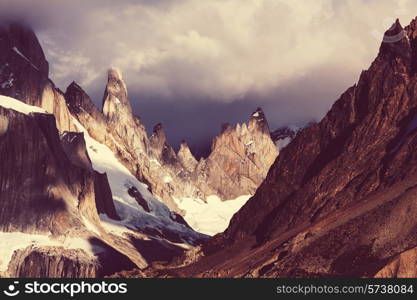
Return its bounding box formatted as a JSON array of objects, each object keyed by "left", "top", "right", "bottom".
[{"left": 1, "top": 17, "right": 416, "bottom": 278}]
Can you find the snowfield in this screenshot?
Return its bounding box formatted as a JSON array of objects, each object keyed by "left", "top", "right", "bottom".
[{"left": 174, "top": 195, "right": 251, "bottom": 236}]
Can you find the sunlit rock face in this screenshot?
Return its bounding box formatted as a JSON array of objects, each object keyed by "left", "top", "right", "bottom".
[
  {"left": 196, "top": 108, "right": 279, "bottom": 200},
  {"left": 177, "top": 141, "right": 198, "bottom": 173}
]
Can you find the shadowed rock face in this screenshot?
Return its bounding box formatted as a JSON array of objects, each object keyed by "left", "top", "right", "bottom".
[
  {"left": 0, "top": 108, "right": 89, "bottom": 234},
  {"left": 0, "top": 22, "right": 49, "bottom": 106},
  {"left": 0, "top": 23, "right": 75, "bottom": 132},
  {"left": 94, "top": 172, "right": 121, "bottom": 220}
]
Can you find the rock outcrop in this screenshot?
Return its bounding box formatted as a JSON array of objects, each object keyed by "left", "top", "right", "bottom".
[
  {"left": 0, "top": 22, "right": 75, "bottom": 132},
  {"left": 374, "top": 247, "right": 417, "bottom": 278},
  {"left": 193, "top": 108, "right": 278, "bottom": 200},
  {"left": 177, "top": 141, "right": 198, "bottom": 173},
  {"left": 0, "top": 22, "right": 49, "bottom": 106}
]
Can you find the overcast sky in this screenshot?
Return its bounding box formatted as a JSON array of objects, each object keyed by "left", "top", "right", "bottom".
[{"left": 2, "top": 0, "right": 417, "bottom": 155}]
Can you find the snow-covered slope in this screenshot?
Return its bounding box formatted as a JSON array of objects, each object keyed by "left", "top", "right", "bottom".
[
  {"left": 72, "top": 118, "right": 206, "bottom": 244},
  {"left": 174, "top": 195, "right": 251, "bottom": 236},
  {"left": 0, "top": 95, "right": 46, "bottom": 115}
]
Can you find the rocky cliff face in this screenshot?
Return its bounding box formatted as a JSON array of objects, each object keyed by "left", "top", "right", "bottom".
[
  {"left": 193, "top": 108, "right": 278, "bottom": 200},
  {"left": 0, "top": 22, "right": 49, "bottom": 106},
  {"left": 133, "top": 18, "right": 417, "bottom": 278},
  {"left": 177, "top": 141, "right": 198, "bottom": 173},
  {"left": 0, "top": 23, "right": 75, "bottom": 132}
]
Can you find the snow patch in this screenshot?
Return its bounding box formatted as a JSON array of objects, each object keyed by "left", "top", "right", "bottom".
[
  {"left": 0, "top": 95, "right": 46, "bottom": 115},
  {"left": 1, "top": 77, "right": 14, "bottom": 89},
  {"left": 163, "top": 176, "right": 173, "bottom": 183},
  {"left": 12, "top": 47, "right": 40, "bottom": 71},
  {"left": 174, "top": 195, "right": 251, "bottom": 236},
  {"left": 99, "top": 214, "right": 133, "bottom": 237},
  {"left": 276, "top": 137, "right": 292, "bottom": 151},
  {"left": 0, "top": 232, "right": 100, "bottom": 272},
  {"left": 150, "top": 159, "right": 161, "bottom": 167},
  {"left": 82, "top": 216, "right": 101, "bottom": 237}
]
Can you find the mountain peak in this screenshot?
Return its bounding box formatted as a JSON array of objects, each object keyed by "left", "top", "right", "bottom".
[
  {"left": 66, "top": 81, "right": 85, "bottom": 95},
  {"left": 152, "top": 122, "right": 164, "bottom": 135},
  {"left": 177, "top": 140, "right": 198, "bottom": 172},
  {"left": 150, "top": 122, "right": 167, "bottom": 149},
  {"left": 65, "top": 81, "right": 85, "bottom": 111},
  {"left": 248, "top": 107, "right": 270, "bottom": 134},
  {"left": 249, "top": 107, "right": 267, "bottom": 123},
  {"left": 0, "top": 22, "right": 49, "bottom": 76},
  {"left": 180, "top": 139, "right": 189, "bottom": 148},
  {"left": 102, "top": 67, "right": 133, "bottom": 119},
  {"left": 378, "top": 18, "right": 411, "bottom": 66},
  {"left": 0, "top": 22, "right": 49, "bottom": 106},
  {"left": 105, "top": 67, "right": 127, "bottom": 96},
  {"left": 108, "top": 67, "right": 124, "bottom": 81},
  {"left": 220, "top": 122, "right": 232, "bottom": 134}
]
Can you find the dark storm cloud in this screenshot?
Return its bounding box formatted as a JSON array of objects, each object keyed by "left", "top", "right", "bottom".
[{"left": 2, "top": 0, "right": 417, "bottom": 155}]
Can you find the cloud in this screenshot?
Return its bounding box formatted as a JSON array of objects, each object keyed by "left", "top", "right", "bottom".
[{"left": 2, "top": 0, "right": 417, "bottom": 154}]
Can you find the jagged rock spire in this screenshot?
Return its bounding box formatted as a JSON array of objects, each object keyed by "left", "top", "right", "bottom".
[
  {"left": 65, "top": 81, "right": 89, "bottom": 109},
  {"left": 248, "top": 107, "right": 270, "bottom": 134},
  {"left": 177, "top": 140, "right": 198, "bottom": 172},
  {"left": 150, "top": 123, "right": 167, "bottom": 149},
  {"left": 379, "top": 19, "right": 412, "bottom": 68},
  {"left": 102, "top": 68, "right": 132, "bottom": 119}
]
